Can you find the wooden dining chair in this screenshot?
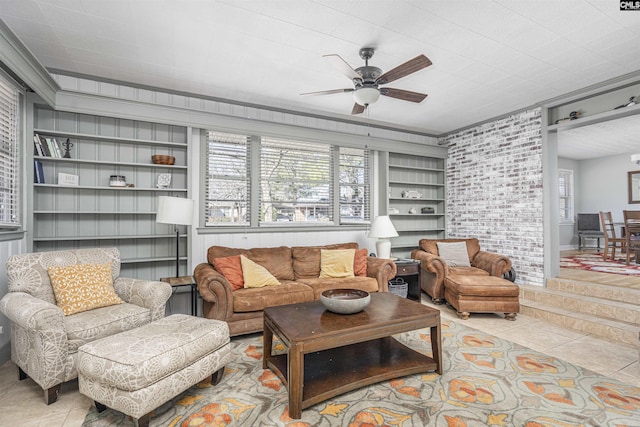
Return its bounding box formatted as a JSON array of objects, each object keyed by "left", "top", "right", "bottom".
[
  {"left": 623, "top": 210, "right": 640, "bottom": 265},
  {"left": 599, "top": 211, "right": 625, "bottom": 261}
]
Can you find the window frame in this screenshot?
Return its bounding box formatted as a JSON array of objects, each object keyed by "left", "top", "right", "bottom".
[
  {"left": 558, "top": 168, "right": 574, "bottom": 224},
  {"left": 0, "top": 69, "right": 23, "bottom": 234},
  {"left": 201, "top": 130, "right": 372, "bottom": 231}
]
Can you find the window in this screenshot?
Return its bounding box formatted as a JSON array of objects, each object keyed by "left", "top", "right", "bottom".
[
  {"left": 204, "top": 131, "right": 250, "bottom": 226},
  {"left": 558, "top": 169, "right": 573, "bottom": 223},
  {"left": 0, "top": 72, "right": 21, "bottom": 229},
  {"left": 260, "top": 137, "right": 333, "bottom": 225},
  {"left": 203, "top": 131, "right": 370, "bottom": 228},
  {"left": 339, "top": 147, "right": 369, "bottom": 224}
]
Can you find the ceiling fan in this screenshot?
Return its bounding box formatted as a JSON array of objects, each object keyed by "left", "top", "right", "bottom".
[{"left": 302, "top": 47, "right": 432, "bottom": 115}]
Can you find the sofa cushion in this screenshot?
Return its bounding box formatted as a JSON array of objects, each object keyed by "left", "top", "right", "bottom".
[
  {"left": 208, "top": 246, "right": 294, "bottom": 281},
  {"left": 241, "top": 256, "right": 280, "bottom": 288},
  {"left": 297, "top": 276, "right": 379, "bottom": 299},
  {"left": 419, "top": 238, "right": 481, "bottom": 261},
  {"left": 436, "top": 241, "right": 471, "bottom": 267},
  {"left": 291, "top": 242, "right": 359, "bottom": 279},
  {"left": 232, "top": 282, "right": 314, "bottom": 312},
  {"left": 445, "top": 275, "right": 519, "bottom": 297},
  {"left": 65, "top": 302, "right": 151, "bottom": 353},
  {"left": 320, "top": 249, "right": 355, "bottom": 278},
  {"left": 48, "top": 263, "right": 124, "bottom": 316},
  {"left": 213, "top": 255, "right": 244, "bottom": 290}
]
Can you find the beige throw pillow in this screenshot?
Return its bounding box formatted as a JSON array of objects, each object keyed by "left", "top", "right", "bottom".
[
  {"left": 48, "top": 263, "right": 124, "bottom": 316},
  {"left": 319, "top": 248, "right": 356, "bottom": 278},
  {"left": 436, "top": 241, "right": 471, "bottom": 267},
  {"left": 241, "top": 255, "right": 280, "bottom": 288}
]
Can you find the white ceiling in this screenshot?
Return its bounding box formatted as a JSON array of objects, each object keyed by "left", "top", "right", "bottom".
[{"left": 2, "top": 0, "right": 640, "bottom": 156}]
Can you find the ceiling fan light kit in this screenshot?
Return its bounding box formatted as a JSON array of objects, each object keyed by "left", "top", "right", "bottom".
[
  {"left": 302, "top": 47, "right": 432, "bottom": 115},
  {"left": 353, "top": 86, "right": 380, "bottom": 106}
]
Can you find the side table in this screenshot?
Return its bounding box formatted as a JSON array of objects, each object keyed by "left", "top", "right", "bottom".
[
  {"left": 160, "top": 276, "right": 197, "bottom": 316},
  {"left": 393, "top": 259, "right": 421, "bottom": 301}
]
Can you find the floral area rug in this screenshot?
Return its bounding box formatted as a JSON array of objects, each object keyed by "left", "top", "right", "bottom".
[
  {"left": 561, "top": 253, "right": 640, "bottom": 276},
  {"left": 82, "top": 319, "right": 640, "bottom": 427}
]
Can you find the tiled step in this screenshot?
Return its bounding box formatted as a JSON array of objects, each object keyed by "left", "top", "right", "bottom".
[
  {"left": 520, "top": 283, "right": 640, "bottom": 324},
  {"left": 546, "top": 277, "right": 640, "bottom": 305},
  {"left": 519, "top": 282, "right": 640, "bottom": 347}
]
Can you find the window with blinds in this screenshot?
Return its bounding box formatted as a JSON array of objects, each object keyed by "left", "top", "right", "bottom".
[
  {"left": 260, "top": 137, "right": 333, "bottom": 225},
  {"left": 339, "top": 147, "right": 369, "bottom": 224},
  {"left": 204, "top": 131, "right": 250, "bottom": 226},
  {"left": 558, "top": 169, "right": 573, "bottom": 223},
  {"left": 0, "top": 72, "right": 21, "bottom": 229}
]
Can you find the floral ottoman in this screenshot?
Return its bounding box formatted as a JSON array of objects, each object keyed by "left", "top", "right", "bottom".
[{"left": 77, "top": 314, "right": 230, "bottom": 427}]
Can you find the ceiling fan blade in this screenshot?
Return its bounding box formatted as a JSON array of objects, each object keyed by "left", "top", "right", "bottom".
[
  {"left": 323, "top": 54, "right": 362, "bottom": 81},
  {"left": 351, "top": 103, "right": 365, "bottom": 115},
  {"left": 376, "top": 54, "right": 432, "bottom": 84},
  {"left": 300, "top": 88, "right": 354, "bottom": 96},
  {"left": 380, "top": 88, "right": 428, "bottom": 103}
]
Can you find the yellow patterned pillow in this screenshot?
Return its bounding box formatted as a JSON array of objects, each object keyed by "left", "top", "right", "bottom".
[{"left": 48, "top": 263, "right": 124, "bottom": 316}]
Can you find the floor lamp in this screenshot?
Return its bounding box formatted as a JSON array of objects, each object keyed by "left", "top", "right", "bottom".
[
  {"left": 368, "top": 215, "right": 399, "bottom": 259},
  {"left": 156, "top": 196, "right": 194, "bottom": 277}
]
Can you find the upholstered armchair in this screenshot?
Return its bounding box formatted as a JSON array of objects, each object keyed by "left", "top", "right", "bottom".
[
  {"left": 0, "top": 248, "right": 172, "bottom": 404},
  {"left": 410, "top": 238, "right": 512, "bottom": 303}
]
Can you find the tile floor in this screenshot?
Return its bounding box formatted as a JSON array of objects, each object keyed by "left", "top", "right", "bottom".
[{"left": 0, "top": 290, "right": 638, "bottom": 426}]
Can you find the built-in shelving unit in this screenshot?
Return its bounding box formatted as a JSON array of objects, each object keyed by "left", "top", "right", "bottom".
[
  {"left": 382, "top": 152, "right": 446, "bottom": 258},
  {"left": 31, "top": 106, "right": 189, "bottom": 279}
]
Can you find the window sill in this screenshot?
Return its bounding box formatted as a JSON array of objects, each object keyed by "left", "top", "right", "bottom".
[
  {"left": 0, "top": 230, "right": 26, "bottom": 242},
  {"left": 197, "top": 224, "right": 370, "bottom": 234}
]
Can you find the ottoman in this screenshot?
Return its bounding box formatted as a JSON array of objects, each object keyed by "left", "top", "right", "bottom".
[
  {"left": 77, "top": 314, "right": 231, "bottom": 427},
  {"left": 444, "top": 275, "right": 519, "bottom": 321}
]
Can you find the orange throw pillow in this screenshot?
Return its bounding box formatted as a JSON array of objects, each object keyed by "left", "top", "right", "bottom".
[
  {"left": 354, "top": 248, "right": 368, "bottom": 277},
  {"left": 213, "top": 255, "right": 244, "bottom": 290}
]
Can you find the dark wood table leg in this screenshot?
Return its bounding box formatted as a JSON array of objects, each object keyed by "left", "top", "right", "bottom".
[
  {"left": 287, "top": 343, "right": 303, "bottom": 419},
  {"left": 263, "top": 321, "right": 273, "bottom": 370},
  {"left": 431, "top": 320, "right": 442, "bottom": 375}
]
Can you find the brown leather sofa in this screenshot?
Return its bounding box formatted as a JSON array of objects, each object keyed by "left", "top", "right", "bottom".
[
  {"left": 195, "top": 242, "right": 397, "bottom": 336},
  {"left": 410, "top": 238, "right": 512, "bottom": 303}
]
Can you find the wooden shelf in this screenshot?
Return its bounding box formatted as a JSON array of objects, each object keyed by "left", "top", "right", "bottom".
[
  {"left": 34, "top": 184, "right": 187, "bottom": 192},
  {"left": 389, "top": 164, "right": 444, "bottom": 172},
  {"left": 34, "top": 156, "right": 188, "bottom": 169},
  {"left": 34, "top": 129, "right": 188, "bottom": 148},
  {"left": 388, "top": 180, "right": 444, "bottom": 186}
]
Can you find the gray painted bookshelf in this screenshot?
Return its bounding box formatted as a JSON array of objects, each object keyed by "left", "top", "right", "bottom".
[{"left": 31, "top": 106, "right": 189, "bottom": 280}]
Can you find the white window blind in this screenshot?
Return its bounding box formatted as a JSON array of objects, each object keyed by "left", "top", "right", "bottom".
[
  {"left": 0, "top": 73, "right": 20, "bottom": 229},
  {"left": 204, "top": 131, "right": 250, "bottom": 226},
  {"left": 339, "top": 147, "right": 370, "bottom": 224},
  {"left": 558, "top": 169, "right": 573, "bottom": 223},
  {"left": 260, "top": 137, "right": 333, "bottom": 225}
]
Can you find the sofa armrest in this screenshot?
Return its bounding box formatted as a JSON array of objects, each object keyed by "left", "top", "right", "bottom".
[
  {"left": 410, "top": 249, "right": 449, "bottom": 278},
  {"left": 114, "top": 278, "right": 172, "bottom": 321},
  {"left": 194, "top": 263, "right": 234, "bottom": 321},
  {"left": 0, "top": 292, "right": 64, "bottom": 331},
  {"left": 0, "top": 292, "right": 69, "bottom": 389},
  {"left": 472, "top": 251, "right": 512, "bottom": 277},
  {"left": 366, "top": 257, "right": 397, "bottom": 292}
]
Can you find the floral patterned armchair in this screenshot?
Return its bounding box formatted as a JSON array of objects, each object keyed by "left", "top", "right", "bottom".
[{"left": 0, "top": 248, "right": 172, "bottom": 404}]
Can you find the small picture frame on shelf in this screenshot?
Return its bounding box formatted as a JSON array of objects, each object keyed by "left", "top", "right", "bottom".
[
  {"left": 157, "top": 173, "right": 171, "bottom": 189},
  {"left": 58, "top": 173, "right": 79, "bottom": 186}
]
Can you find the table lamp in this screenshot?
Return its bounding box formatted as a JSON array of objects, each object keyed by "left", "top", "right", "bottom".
[
  {"left": 368, "top": 215, "right": 399, "bottom": 259},
  {"left": 156, "top": 196, "right": 194, "bottom": 277}
]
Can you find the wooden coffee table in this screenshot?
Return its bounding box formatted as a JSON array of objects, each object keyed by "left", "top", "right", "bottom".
[{"left": 263, "top": 292, "right": 442, "bottom": 419}]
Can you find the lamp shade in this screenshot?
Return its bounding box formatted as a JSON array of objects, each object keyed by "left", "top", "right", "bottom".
[
  {"left": 353, "top": 87, "right": 380, "bottom": 106},
  {"left": 156, "top": 196, "right": 194, "bottom": 226},
  {"left": 632, "top": 154, "right": 640, "bottom": 164},
  {"left": 368, "top": 216, "right": 399, "bottom": 238}
]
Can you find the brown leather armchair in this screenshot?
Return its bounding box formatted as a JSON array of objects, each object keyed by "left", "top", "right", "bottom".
[{"left": 411, "top": 238, "right": 512, "bottom": 303}]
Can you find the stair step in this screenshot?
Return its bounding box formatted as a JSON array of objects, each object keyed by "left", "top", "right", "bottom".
[
  {"left": 520, "top": 284, "right": 640, "bottom": 324},
  {"left": 519, "top": 298, "right": 640, "bottom": 346},
  {"left": 546, "top": 277, "right": 640, "bottom": 304}
]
